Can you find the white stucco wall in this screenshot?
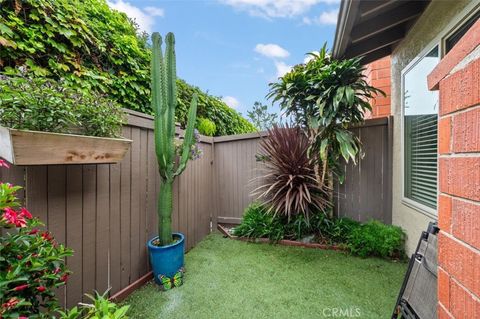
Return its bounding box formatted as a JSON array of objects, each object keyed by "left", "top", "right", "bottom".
[{"left": 390, "top": 0, "right": 473, "bottom": 254}]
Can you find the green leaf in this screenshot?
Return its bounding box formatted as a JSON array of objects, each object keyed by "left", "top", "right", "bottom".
[
  {"left": 319, "top": 138, "right": 328, "bottom": 161},
  {"left": 0, "top": 23, "right": 14, "bottom": 36},
  {"left": 345, "top": 86, "right": 354, "bottom": 105},
  {"left": 316, "top": 98, "right": 325, "bottom": 116}
]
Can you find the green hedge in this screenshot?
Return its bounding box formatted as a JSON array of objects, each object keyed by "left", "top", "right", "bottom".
[
  {"left": 348, "top": 220, "right": 406, "bottom": 259},
  {"left": 177, "top": 80, "right": 255, "bottom": 136},
  {"left": 0, "top": 0, "right": 255, "bottom": 136},
  {"left": 233, "top": 203, "right": 406, "bottom": 259}
]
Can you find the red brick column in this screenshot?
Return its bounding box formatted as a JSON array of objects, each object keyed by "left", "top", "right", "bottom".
[
  {"left": 363, "top": 56, "right": 391, "bottom": 119},
  {"left": 428, "top": 20, "right": 480, "bottom": 319}
]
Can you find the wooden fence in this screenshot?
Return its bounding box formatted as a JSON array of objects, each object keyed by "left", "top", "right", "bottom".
[
  {"left": 213, "top": 117, "right": 393, "bottom": 224},
  {"left": 333, "top": 117, "right": 393, "bottom": 223},
  {"left": 0, "top": 113, "right": 392, "bottom": 308}
]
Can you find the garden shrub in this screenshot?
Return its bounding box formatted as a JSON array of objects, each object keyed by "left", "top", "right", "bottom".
[
  {"left": 0, "top": 160, "right": 73, "bottom": 317},
  {"left": 324, "top": 217, "right": 361, "bottom": 244},
  {"left": 234, "top": 202, "right": 405, "bottom": 259},
  {"left": 196, "top": 117, "right": 216, "bottom": 137},
  {"left": 348, "top": 220, "right": 406, "bottom": 259},
  {"left": 232, "top": 202, "right": 285, "bottom": 241},
  {"left": 59, "top": 291, "right": 129, "bottom": 319},
  {"left": 177, "top": 80, "right": 256, "bottom": 136},
  {"left": 0, "top": 74, "right": 125, "bottom": 137},
  {"left": 0, "top": 0, "right": 255, "bottom": 136},
  {"left": 234, "top": 203, "right": 332, "bottom": 241},
  {"left": 283, "top": 212, "right": 331, "bottom": 240}
]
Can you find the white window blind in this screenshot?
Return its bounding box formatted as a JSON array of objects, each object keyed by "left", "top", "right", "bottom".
[{"left": 403, "top": 46, "right": 439, "bottom": 210}]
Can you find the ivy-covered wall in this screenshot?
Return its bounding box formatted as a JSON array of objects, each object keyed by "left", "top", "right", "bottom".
[{"left": 0, "top": 0, "right": 255, "bottom": 136}]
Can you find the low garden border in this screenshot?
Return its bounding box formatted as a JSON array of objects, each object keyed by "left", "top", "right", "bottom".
[{"left": 217, "top": 224, "right": 347, "bottom": 252}]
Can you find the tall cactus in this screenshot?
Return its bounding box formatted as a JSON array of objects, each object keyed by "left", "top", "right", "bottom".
[{"left": 151, "top": 32, "right": 198, "bottom": 246}]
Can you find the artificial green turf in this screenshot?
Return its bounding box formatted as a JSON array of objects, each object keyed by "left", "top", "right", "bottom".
[{"left": 124, "top": 233, "right": 407, "bottom": 319}]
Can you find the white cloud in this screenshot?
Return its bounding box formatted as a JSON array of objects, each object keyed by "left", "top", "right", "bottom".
[
  {"left": 144, "top": 6, "right": 165, "bottom": 17},
  {"left": 274, "top": 61, "right": 292, "bottom": 78},
  {"left": 302, "top": 17, "right": 313, "bottom": 25},
  {"left": 318, "top": 9, "right": 338, "bottom": 25},
  {"left": 254, "top": 44, "right": 291, "bottom": 78},
  {"left": 107, "top": 0, "right": 164, "bottom": 34},
  {"left": 222, "top": 96, "right": 240, "bottom": 109},
  {"left": 219, "top": 0, "right": 340, "bottom": 19},
  {"left": 255, "top": 43, "right": 290, "bottom": 59},
  {"left": 303, "top": 9, "right": 339, "bottom": 26}
]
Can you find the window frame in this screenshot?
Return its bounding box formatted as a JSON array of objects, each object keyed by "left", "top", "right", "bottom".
[
  {"left": 400, "top": 45, "right": 440, "bottom": 218},
  {"left": 400, "top": 2, "right": 480, "bottom": 218}
]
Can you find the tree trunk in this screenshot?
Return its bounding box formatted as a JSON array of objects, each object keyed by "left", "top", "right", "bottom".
[{"left": 158, "top": 180, "right": 173, "bottom": 246}]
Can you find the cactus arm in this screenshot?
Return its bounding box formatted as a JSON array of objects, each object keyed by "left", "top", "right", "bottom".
[
  {"left": 174, "top": 93, "right": 198, "bottom": 177},
  {"left": 151, "top": 32, "right": 168, "bottom": 176},
  {"left": 164, "top": 33, "right": 177, "bottom": 180},
  {"left": 165, "top": 33, "right": 177, "bottom": 123}
]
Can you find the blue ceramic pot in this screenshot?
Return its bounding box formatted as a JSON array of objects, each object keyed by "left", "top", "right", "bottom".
[{"left": 147, "top": 233, "right": 185, "bottom": 284}]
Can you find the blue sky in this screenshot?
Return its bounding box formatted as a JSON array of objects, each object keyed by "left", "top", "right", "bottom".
[{"left": 107, "top": 0, "right": 339, "bottom": 116}]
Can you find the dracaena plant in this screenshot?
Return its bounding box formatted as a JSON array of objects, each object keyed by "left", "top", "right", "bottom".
[
  {"left": 151, "top": 32, "right": 198, "bottom": 246},
  {"left": 267, "top": 46, "right": 384, "bottom": 184},
  {"left": 0, "top": 159, "right": 73, "bottom": 318},
  {"left": 252, "top": 125, "right": 330, "bottom": 221}
]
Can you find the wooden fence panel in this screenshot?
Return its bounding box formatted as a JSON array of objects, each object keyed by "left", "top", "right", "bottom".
[
  {"left": 109, "top": 162, "right": 122, "bottom": 296},
  {"left": 213, "top": 134, "right": 265, "bottom": 224},
  {"left": 81, "top": 165, "right": 97, "bottom": 302},
  {"left": 334, "top": 118, "right": 393, "bottom": 223},
  {"left": 65, "top": 165, "right": 83, "bottom": 308},
  {"left": 95, "top": 165, "right": 110, "bottom": 294},
  {"left": 119, "top": 127, "right": 132, "bottom": 290},
  {"left": 212, "top": 118, "right": 393, "bottom": 224}
]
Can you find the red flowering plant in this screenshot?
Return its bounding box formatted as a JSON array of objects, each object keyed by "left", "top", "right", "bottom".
[{"left": 0, "top": 158, "right": 73, "bottom": 318}]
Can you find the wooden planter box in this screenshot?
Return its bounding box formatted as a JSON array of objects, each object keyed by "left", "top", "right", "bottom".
[{"left": 0, "top": 126, "right": 132, "bottom": 165}]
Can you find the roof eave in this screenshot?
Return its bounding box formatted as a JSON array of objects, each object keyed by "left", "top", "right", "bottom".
[{"left": 332, "top": 0, "right": 359, "bottom": 59}]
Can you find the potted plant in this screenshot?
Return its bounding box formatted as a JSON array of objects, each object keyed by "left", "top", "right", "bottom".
[
  {"left": 147, "top": 32, "right": 198, "bottom": 289},
  {"left": 0, "top": 74, "right": 131, "bottom": 165}
]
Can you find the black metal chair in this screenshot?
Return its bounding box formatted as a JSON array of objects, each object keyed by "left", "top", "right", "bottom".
[{"left": 392, "top": 222, "right": 439, "bottom": 319}]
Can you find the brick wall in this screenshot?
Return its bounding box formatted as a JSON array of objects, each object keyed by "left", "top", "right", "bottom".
[
  {"left": 428, "top": 19, "right": 480, "bottom": 319},
  {"left": 363, "top": 56, "right": 391, "bottom": 118}
]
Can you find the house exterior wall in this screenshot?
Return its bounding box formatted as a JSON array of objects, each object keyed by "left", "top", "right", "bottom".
[
  {"left": 428, "top": 19, "right": 480, "bottom": 319},
  {"left": 363, "top": 56, "right": 391, "bottom": 119},
  {"left": 390, "top": 0, "right": 471, "bottom": 254}
]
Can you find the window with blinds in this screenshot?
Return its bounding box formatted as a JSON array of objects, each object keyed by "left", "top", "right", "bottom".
[
  {"left": 404, "top": 115, "right": 438, "bottom": 208},
  {"left": 403, "top": 46, "right": 439, "bottom": 210}
]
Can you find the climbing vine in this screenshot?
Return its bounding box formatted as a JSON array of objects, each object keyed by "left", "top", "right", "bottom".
[{"left": 0, "top": 0, "right": 255, "bottom": 136}]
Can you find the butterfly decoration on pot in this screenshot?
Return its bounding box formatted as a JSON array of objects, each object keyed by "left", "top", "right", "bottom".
[{"left": 158, "top": 267, "right": 185, "bottom": 291}]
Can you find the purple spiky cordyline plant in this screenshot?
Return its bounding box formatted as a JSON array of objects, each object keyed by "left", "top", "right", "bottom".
[{"left": 252, "top": 125, "right": 330, "bottom": 221}]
